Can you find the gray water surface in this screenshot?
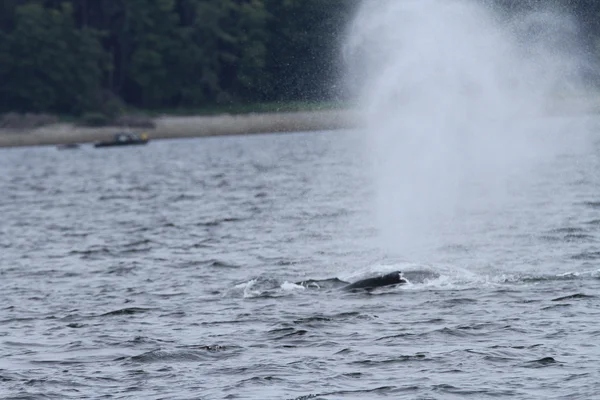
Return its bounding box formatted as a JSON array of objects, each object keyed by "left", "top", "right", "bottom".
[{"left": 1, "top": 127, "right": 600, "bottom": 399}]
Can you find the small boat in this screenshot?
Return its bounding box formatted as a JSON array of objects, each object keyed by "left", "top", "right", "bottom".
[
  {"left": 56, "top": 143, "right": 80, "bottom": 150},
  {"left": 94, "top": 132, "right": 149, "bottom": 148}
]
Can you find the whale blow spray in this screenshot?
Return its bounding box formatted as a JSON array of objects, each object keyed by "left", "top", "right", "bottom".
[{"left": 344, "top": 0, "right": 589, "bottom": 257}]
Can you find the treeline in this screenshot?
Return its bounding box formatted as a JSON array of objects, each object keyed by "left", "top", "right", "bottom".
[
  {"left": 1, "top": 0, "right": 599, "bottom": 117},
  {"left": 0, "top": 0, "right": 358, "bottom": 117}
]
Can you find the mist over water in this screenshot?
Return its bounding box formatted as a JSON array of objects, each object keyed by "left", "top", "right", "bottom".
[{"left": 344, "top": 0, "right": 592, "bottom": 259}]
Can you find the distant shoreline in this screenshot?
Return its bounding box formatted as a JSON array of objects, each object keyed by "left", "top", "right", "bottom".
[
  {"left": 0, "top": 110, "right": 358, "bottom": 149},
  {"left": 1, "top": 94, "right": 596, "bottom": 149}
]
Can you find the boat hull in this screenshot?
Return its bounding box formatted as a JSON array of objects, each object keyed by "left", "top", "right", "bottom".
[{"left": 94, "top": 140, "right": 149, "bottom": 148}]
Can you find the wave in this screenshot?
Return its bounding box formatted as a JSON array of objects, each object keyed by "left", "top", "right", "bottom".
[
  {"left": 122, "top": 346, "right": 241, "bottom": 363},
  {"left": 222, "top": 260, "right": 600, "bottom": 299}
]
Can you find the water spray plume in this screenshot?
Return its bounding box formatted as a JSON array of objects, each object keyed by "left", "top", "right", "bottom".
[{"left": 344, "top": 0, "right": 590, "bottom": 258}]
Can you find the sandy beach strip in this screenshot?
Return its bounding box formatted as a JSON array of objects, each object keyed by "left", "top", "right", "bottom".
[{"left": 0, "top": 110, "right": 359, "bottom": 148}]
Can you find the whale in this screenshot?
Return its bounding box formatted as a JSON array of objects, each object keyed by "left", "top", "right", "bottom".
[{"left": 341, "top": 271, "right": 407, "bottom": 291}]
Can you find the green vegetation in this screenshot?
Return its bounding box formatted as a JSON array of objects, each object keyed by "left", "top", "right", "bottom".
[
  {"left": 136, "top": 100, "right": 350, "bottom": 117},
  {"left": 0, "top": 0, "right": 358, "bottom": 119},
  {"left": 0, "top": 0, "right": 599, "bottom": 121}
]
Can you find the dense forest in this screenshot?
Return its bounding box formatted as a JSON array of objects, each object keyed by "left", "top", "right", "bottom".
[
  {"left": 0, "top": 0, "right": 599, "bottom": 117},
  {"left": 0, "top": 0, "right": 358, "bottom": 117}
]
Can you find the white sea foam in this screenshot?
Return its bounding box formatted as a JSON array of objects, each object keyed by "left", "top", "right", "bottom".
[{"left": 280, "top": 281, "right": 306, "bottom": 291}]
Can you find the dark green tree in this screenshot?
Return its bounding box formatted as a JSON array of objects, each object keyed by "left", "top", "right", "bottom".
[
  {"left": 0, "top": 2, "right": 106, "bottom": 114},
  {"left": 6, "top": 0, "right": 597, "bottom": 115},
  {"left": 229, "top": 0, "right": 270, "bottom": 102},
  {"left": 263, "top": 0, "right": 357, "bottom": 102}
]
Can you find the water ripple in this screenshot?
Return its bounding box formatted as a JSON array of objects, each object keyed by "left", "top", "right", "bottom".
[{"left": 1, "top": 130, "right": 600, "bottom": 399}]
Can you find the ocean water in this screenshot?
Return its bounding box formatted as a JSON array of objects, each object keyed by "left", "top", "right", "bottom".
[{"left": 1, "top": 127, "right": 600, "bottom": 399}]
